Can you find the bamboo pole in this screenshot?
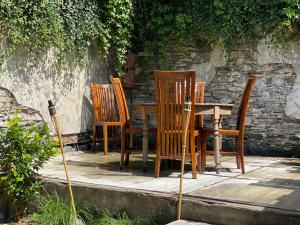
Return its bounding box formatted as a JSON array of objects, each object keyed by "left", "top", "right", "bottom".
[
  {"left": 48, "top": 100, "right": 78, "bottom": 225},
  {"left": 177, "top": 98, "right": 192, "bottom": 220}
]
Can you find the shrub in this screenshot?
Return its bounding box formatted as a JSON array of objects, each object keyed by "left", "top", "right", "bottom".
[{"left": 0, "top": 117, "right": 57, "bottom": 215}]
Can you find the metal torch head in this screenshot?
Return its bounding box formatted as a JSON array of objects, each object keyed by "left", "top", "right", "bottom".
[{"left": 48, "top": 100, "right": 56, "bottom": 116}]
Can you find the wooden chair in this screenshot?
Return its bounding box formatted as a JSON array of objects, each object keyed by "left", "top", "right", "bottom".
[
  {"left": 90, "top": 83, "right": 121, "bottom": 154},
  {"left": 195, "top": 81, "right": 205, "bottom": 128},
  {"left": 200, "top": 75, "right": 257, "bottom": 174},
  {"left": 110, "top": 76, "right": 156, "bottom": 169},
  {"left": 154, "top": 70, "right": 201, "bottom": 179}
]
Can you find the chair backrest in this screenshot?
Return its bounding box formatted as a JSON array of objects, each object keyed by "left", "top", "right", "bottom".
[
  {"left": 155, "top": 70, "right": 196, "bottom": 158},
  {"left": 236, "top": 75, "right": 257, "bottom": 133},
  {"left": 110, "top": 76, "right": 130, "bottom": 125},
  {"left": 90, "top": 83, "right": 117, "bottom": 123},
  {"left": 195, "top": 81, "right": 205, "bottom": 127}
]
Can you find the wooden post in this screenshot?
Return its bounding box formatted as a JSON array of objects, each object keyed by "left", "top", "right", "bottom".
[{"left": 177, "top": 98, "right": 192, "bottom": 220}]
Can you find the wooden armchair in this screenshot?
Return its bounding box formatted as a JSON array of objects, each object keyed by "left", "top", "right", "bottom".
[
  {"left": 154, "top": 70, "right": 201, "bottom": 179},
  {"left": 200, "top": 75, "right": 257, "bottom": 174},
  {"left": 90, "top": 83, "right": 121, "bottom": 154},
  {"left": 110, "top": 76, "right": 156, "bottom": 169}
]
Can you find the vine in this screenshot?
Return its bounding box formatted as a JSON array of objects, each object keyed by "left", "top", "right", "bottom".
[
  {"left": 133, "top": 0, "right": 300, "bottom": 63},
  {"left": 0, "top": 0, "right": 133, "bottom": 71}
]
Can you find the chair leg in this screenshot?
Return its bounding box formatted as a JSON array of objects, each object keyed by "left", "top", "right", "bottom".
[
  {"left": 191, "top": 156, "right": 197, "bottom": 179},
  {"left": 154, "top": 155, "right": 161, "bottom": 178},
  {"left": 120, "top": 128, "right": 126, "bottom": 170},
  {"left": 196, "top": 135, "right": 201, "bottom": 173},
  {"left": 240, "top": 145, "right": 245, "bottom": 174},
  {"left": 103, "top": 125, "right": 108, "bottom": 155},
  {"left": 92, "top": 125, "right": 97, "bottom": 151},
  {"left": 200, "top": 132, "right": 207, "bottom": 173},
  {"left": 125, "top": 153, "right": 130, "bottom": 166},
  {"left": 238, "top": 137, "right": 245, "bottom": 174},
  {"left": 129, "top": 121, "right": 133, "bottom": 148},
  {"left": 235, "top": 137, "right": 241, "bottom": 169},
  {"left": 191, "top": 137, "right": 197, "bottom": 179},
  {"left": 236, "top": 154, "right": 241, "bottom": 169}
]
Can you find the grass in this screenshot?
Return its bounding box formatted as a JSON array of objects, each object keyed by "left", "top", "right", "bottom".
[{"left": 31, "top": 193, "right": 154, "bottom": 225}]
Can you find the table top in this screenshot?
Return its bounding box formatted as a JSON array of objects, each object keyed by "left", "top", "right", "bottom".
[
  {"left": 134, "top": 102, "right": 234, "bottom": 107},
  {"left": 133, "top": 102, "right": 233, "bottom": 116}
]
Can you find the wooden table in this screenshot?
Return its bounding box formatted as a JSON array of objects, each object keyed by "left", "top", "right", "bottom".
[{"left": 134, "top": 103, "right": 233, "bottom": 173}]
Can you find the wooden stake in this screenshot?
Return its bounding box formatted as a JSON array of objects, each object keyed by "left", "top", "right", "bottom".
[
  {"left": 177, "top": 98, "right": 192, "bottom": 220},
  {"left": 48, "top": 100, "right": 78, "bottom": 225}
]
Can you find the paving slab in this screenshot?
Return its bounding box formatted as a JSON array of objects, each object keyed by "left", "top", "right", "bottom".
[{"left": 187, "top": 178, "right": 300, "bottom": 211}]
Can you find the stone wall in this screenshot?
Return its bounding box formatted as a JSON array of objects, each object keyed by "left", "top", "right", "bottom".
[
  {"left": 0, "top": 87, "right": 43, "bottom": 128},
  {"left": 206, "top": 63, "right": 299, "bottom": 155},
  {"left": 0, "top": 45, "right": 109, "bottom": 135},
  {"left": 129, "top": 40, "right": 300, "bottom": 155}
]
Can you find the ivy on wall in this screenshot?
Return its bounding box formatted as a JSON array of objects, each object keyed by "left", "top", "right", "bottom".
[
  {"left": 1, "top": 0, "right": 299, "bottom": 71},
  {"left": 133, "top": 0, "right": 300, "bottom": 62},
  {"left": 0, "top": 0, "right": 133, "bottom": 70}
]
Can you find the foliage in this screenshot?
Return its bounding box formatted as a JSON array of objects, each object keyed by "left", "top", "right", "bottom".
[
  {"left": 31, "top": 194, "right": 153, "bottom": 225},
  {"left": 94, "top": 209, "right": 147, "bottom": 225},
  {"left": 0, "top": 0, "right": 133, "bottom": 70},
  {"left": 0, "top": 117, "right": 57, "bottom": 213},
  {"left": 31, "top": 193, "right": 93, "bottom": 225},
  {"left": 134, "top": 0, "right": 300, "bottom": 61}
]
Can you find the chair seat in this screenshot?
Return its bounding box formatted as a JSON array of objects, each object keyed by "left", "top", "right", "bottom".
[{"left": 201, "top": 127, "right": 240, "bottom": 136}]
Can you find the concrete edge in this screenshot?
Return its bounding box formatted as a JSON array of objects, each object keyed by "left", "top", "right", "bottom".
[{"left": 42, "top": 178, "right": 300, "bottom": 225}]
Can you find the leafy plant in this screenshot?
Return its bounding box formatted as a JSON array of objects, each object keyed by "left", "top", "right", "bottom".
[
  {"left": 0, "top": 117, "right": 57, "bottom": 215},
  {"left": 0, "top": 0, "right": 133, "bottom": 71},
  {"left": 133, "top": 0, "right": 300, "bottom": 65}
]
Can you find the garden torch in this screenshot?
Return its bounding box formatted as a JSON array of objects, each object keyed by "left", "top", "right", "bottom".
[
  {"left": 48, "top": 100, "right": 78, "bottom": 225},
  {"left": 177, "top": 97, "right": 192, "bottom": 220}
]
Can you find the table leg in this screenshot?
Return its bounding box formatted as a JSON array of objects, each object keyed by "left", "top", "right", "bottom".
[
  {"left": 219, "top": 116, "right": 223, "bottom": 150},
  {"left": 213, "top": 106, "right": 221, "bottom": 174},
  {"left": 142, "top": 114, "right": 149, "bottom": 172}
]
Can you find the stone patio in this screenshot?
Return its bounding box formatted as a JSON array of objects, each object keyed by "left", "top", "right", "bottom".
[{"left": 40, "top": 151, "right": 300, "bottom": 225}]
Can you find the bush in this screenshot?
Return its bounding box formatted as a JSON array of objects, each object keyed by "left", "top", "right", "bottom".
[{"left": 0, "top": 117, "right": 57, "bottom": 215}]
